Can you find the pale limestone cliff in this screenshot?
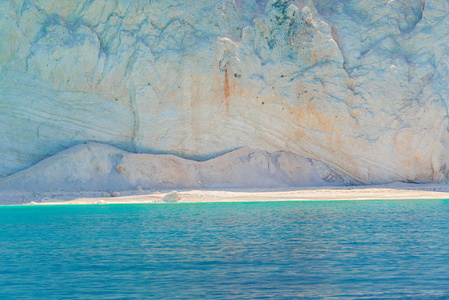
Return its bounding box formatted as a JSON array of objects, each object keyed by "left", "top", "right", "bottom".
[{"left": 1, "top": 0, "right": 449, "bottom": 187}]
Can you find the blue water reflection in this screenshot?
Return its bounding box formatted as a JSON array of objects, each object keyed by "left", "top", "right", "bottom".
[{"left": 1, "top": 200, "right": 449, "bottom": 298}]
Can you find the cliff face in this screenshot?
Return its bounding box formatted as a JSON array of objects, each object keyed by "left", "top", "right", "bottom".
[{"left": 1, "top": 0, "right": 449, "bottom": 184}]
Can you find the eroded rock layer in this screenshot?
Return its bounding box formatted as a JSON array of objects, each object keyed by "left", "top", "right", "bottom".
[
  {"left": 0, "top": 143, "right": 345, "bottom": 192},
  {"left": 1, "top": 0, "right": 449, "bottom": 184}
]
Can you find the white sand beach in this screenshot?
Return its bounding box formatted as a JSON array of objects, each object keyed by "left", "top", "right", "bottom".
[{"left": 2, "top": 182, "right": 449, "bottom": 206}]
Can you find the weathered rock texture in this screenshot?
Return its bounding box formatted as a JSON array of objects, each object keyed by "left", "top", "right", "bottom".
[
  {"left": 0, "top": 142, "right": 345, "bottom": 191},
  {"left": 1, "top": 0, "right": 449, "bottom": 185}
]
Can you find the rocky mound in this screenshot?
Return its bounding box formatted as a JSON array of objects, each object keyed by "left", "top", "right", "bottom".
[{"left": 0, "top": 142, "right": 346, "bottom": 192}]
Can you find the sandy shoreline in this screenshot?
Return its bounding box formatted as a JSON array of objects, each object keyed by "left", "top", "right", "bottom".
[{"left": 1, "top": 182, "right": 449, "bottom": 205}]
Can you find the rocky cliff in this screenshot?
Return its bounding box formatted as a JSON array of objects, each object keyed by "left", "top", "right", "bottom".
[{"left": 1, "top": 0, "right": 449, "bottom": 187}]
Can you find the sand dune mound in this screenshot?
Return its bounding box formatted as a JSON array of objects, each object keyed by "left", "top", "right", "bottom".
[{"left": 0, "top": 142, "right": 346, "bottom": 192}]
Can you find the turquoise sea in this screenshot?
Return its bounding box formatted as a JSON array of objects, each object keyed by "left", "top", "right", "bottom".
[{"left": 1, "top": 200, "right": 449, "bottom": 299}]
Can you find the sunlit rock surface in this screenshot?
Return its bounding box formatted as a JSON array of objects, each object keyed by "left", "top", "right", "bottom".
[
  {"left": 0, "top": 143, "right": 345, "bottom": 191},
  {"left": 1, "top": 0, "right": 449, "bottom": 186}
]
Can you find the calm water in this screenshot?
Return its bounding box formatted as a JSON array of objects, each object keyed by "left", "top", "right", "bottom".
[{"left": 1, "top": 200, "right": 449, "bottom": 299}]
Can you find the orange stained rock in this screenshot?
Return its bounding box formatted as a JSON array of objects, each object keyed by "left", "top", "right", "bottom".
[
  {"left": 293, "top": 102, "right": 336, "bottom": 134},
  {"left": 224, "top": 63, "right": 231, "bottom": 113}
]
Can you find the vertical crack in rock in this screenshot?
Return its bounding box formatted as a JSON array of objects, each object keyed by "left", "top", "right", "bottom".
[
  {"left": 330, "top": 25, "right": 350, "bottom": 77},
  {"left": 122, "top": 48, "right": 139, "bottom": 152},
  {"left": 220, "top": 46, "right": 235, "bottom": 114},
  {"left": 126, "top": 78, "right": 139, "bottom": 152},
  {"left": 224, "top": 62, "right": 230, "bottom": 113}
]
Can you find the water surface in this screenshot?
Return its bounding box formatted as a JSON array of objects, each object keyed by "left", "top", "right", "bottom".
[{"left": 1, "top": 200, "right": 449, "bottom": 298}]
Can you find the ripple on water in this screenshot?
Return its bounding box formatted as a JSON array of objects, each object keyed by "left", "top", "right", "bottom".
[{"left": 1, "top": 200, "right": 449, "bottom": 298}]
